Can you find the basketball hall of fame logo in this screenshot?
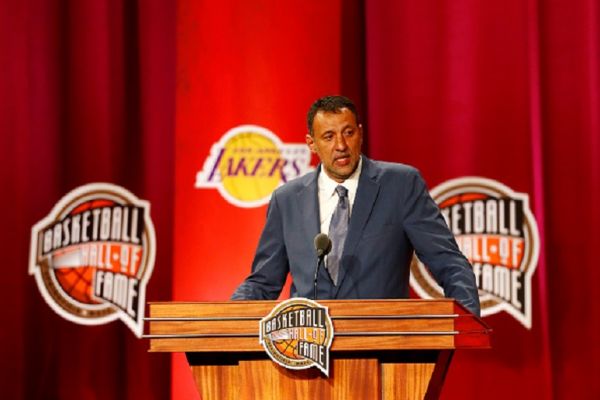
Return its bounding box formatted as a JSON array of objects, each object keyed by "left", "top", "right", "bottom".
[
  {"left": 29, "top": 183, "right": 156, "bottom": 337},
  {"left": 195, "top": 125, "right": 312, "bottom": 208},
  {"left": 260, "top": 298, "right": 334, "bottom": 376},
  {"left": 410, "top": 177, "right": 540, "bottom": 329}
]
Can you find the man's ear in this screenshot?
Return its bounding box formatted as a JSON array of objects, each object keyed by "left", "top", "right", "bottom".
[{"left": 306, "top": 133, "right": 317, "bottom": 153}]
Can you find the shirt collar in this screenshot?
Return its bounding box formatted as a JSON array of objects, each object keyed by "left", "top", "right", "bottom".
[{"left": 318, "top": 156, "right": 363, "bottom": 197}]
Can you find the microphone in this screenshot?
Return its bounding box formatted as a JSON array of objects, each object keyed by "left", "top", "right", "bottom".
[
  {"left": 313, "top": 233, "right": 332, "bottom": 300},
  {"left": 314, "top": 233, "right": 332, "bottom": 258}
]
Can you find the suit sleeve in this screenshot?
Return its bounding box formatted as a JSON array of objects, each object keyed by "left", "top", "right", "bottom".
[
  {"left": 402, "top": 169, "right": 481, "bottom": 316},
  {"left": 231, "top": 191, "right": 289, "bottom": 300}
]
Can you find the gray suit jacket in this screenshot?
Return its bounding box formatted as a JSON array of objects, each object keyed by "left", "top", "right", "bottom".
[{"left": 232, "top": 156, "right": 480, "bottom": 316}]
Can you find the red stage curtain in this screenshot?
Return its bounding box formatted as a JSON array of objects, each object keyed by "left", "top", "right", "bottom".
[
  {"left": 541, "top": 0, "right": 600, "bottom": 398},
  {"left": 366, "top": 0, "right": 599, "bottom": 398},
  {"left": 0, "top": 0, "right": 175, "bottom": 398}
]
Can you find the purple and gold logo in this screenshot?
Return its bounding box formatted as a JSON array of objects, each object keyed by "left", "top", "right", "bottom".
[{"left": 195, "top": 125, "right": 312, "bottom": 208}]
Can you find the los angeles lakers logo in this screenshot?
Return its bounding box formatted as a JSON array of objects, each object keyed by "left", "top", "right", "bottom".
[
  {"left": 29, "top": 183, "right": 156, "bottom": 337},
  {"left": 410, "top": 177, "right": 540, "bottom": 328},
  {"left": 260, "top": 298, "right": 334, "bottom": 376},
  {"left": 195, "top": 125, "right": 312, "bottom": 207}
]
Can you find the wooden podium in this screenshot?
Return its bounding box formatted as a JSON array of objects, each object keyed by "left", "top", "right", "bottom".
[{"left": 146, "top": 299, "right": 490, "bottom": 400}]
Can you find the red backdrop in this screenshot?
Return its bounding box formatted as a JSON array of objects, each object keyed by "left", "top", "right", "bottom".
[
  {"left": 1, "top": 0, "right": 599, "bottom": 399},
  {"left": 172, "top": 1, "right": 364, "bottom": 397}
]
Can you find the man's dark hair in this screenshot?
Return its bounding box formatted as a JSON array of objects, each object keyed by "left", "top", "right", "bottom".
[{"left": 307, "top": 95, "right": 360, "bottom": 135}]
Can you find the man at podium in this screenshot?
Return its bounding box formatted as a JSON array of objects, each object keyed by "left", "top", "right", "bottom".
[{"left": 232, "top": 95, "right": 480, "bottom": 316}]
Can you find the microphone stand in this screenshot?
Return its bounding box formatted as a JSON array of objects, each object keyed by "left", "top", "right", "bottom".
[{"left": 313, "top": 254, "right": 325, "bottom": 300}]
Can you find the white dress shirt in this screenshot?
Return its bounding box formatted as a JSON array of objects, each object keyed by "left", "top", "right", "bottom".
[{"left": 318, "top": 156, "right": 363, "bottom": 234}]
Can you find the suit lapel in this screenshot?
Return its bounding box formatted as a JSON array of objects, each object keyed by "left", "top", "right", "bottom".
[
  {"left": 297, "top": 168, "right": 320, "bottom": 257},
  {"left": 334, "top": 157, "right": 381, "bottom": 296}
]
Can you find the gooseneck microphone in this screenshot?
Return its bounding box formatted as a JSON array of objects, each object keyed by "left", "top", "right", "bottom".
[{"left": 313, "top": 233, "right": 332, "bottom": 300}]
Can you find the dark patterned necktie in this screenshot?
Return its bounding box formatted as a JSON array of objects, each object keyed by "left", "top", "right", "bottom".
[{"left": 327, "top": 185, "right": 349, "bottom": 285}]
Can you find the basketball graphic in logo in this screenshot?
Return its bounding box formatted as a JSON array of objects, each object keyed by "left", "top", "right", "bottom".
[
  {"left": 29, "top": 183, "right": 156, "bottom": 337},
  {"left": 410, "top": 177, "right": 540, "bottom": 328},
  {"left": 219, "top": 131, "right": 282, "bottom": 203}
]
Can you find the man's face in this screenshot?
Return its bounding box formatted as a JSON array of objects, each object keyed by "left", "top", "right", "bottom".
[{"left": 306, "top": 108, "right": 363, "bottom": 183}]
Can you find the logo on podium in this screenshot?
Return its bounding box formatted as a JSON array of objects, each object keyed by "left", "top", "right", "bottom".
[{"left": 260, "top": 298, "right": 334, "bottom": 376}]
